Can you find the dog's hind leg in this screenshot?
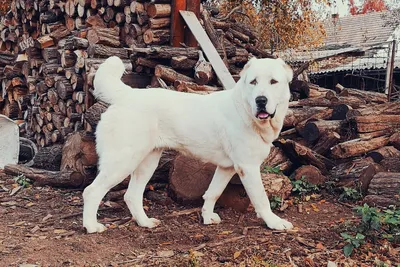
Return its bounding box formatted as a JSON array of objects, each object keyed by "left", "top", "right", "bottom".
[
  {"left": 202, "top": 166, "right": 236, "bottom": 224},
  {"left": 124, "top": 149, "right": 163, "bottom": 228}
]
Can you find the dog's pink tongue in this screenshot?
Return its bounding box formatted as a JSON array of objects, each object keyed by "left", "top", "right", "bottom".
[{"left": 258, "top": 112, "right": 269, "bottom": 119}]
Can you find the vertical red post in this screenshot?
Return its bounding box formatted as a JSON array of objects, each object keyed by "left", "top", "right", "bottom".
[
  {"left": 185, "top": 0, "right": 200, "bottom": 47},
  {"left": 171, "top": 0, "right": 186, "bottom": 47}
]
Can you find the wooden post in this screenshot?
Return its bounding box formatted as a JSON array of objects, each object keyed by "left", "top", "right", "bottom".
[
  {"left": 387, "top": 40, "right": 396, "bottom": 102},
  {"left": 185, "top": 0, "right": 200, "bottom": 47},
  {"left": 171, "top": 0, "right": 186, "bottom": 47}
]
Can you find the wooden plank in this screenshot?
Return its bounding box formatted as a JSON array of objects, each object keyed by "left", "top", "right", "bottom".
[
  {"left": 171, "top": 0, "right": 186, "bottom": 47},
  {"left": 179, "top": 11, "right": 236, "bottom": 90},
  {"left": 185, "top": 0, "right": 200, "bottom": 47}
]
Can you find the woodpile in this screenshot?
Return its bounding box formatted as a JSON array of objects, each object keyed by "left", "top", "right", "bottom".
[
  {"left": 0, "top": 0, "right": 271, "bottom": 148},
  {"left": 0, "top": 0, "right": 399, "bottom": 209}
]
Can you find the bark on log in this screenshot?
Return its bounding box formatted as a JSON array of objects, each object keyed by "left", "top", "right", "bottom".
[
  {"left": 380, "top": 158, "right": 400, "bottom": 172},
  {"left": 87, "top": 44, "right": 129, "bottom": 59},
  {"left": 389, "top": 132, "right": 400, "bottom": 150},
  {"left": 154, "top": 65, "right": 194, "bottom": 84},
  {"left": 84, "top": 101, "right": 109, "bottom": 127},
  {"left": 31, "top": 144, "right": 63, "bottom": 171},
  {"left": 303, "top": 120, "right": 343, "bottom": 143},
  {"left": 330, "top": 158, "right": 384, "bottom": 193},
  {"left": 4, "top": 164, "right": 84, "bottom": 188},
  {"left": 366, "top": 146, "right": 400, "bottom": 163},
  {"left": 275, "top": 139, "right": 334, "bottom": 174},
  {"left": 312, "top": 131, "right": 341, "bottom": 156},
  {"left": 130, "top": 46, "right": 236, "bottom": 59},
  {"left": 331, "top": 136, "right": 390, "bottom": 159},
  {"left": 364, "top": 172, "right": 400, "bottom": 207}
]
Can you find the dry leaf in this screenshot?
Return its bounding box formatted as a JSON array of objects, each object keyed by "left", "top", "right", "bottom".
[
  {"left": 156, "top": 250, "right": 174, "bottom": 257},
  {"left": 30, "top": 225, "right": 40, "bottom": 234},
  {"left": 233, "top": 251, "right": 241, "bottom": 259},
  {"left": 149, "top": 185, "right": 154, "bottom": 191},
  {"left": 316, "top": 242, "right": 325, "bottom": 249},
  {"left": 42, "top": 214, "right": 52, "bottom": 222},
  {"left": 218, "top": 230, "right": 233, "bottom": 235},
  {"left": 311, "top": 203, "right": 319, "bottom": 212},
  {"left": 54, "top": 229, "right": 67, "bottom": 234},
  {"left": 26, "top": 202, "right": 35, "bottom": 207}
]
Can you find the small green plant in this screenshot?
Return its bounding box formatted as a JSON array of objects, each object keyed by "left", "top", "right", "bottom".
[
  {"left": 340, "top": 232, "right": 365, "bottom": 257},
  {"left": 270, "top": 196, "right": 282, "bottom": 210},
  {"left": 339, "top": 187, "right": 362, "bottom": 202},
  {"left": 262, "top": 166, "right": 282, "bottom": 175},
  {"left": 14, "top": 174, "right": 31, "bottom": 188},
  {"left": 291, "top": 176, "right": 319, "bottom": 195},
  {"left": 339, "top": 204, "right": 400, "bottom": 257}
]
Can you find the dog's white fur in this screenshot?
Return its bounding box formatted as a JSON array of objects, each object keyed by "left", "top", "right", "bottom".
[{"left": 82, "top": 56, "right": 294, "bottom": 233}]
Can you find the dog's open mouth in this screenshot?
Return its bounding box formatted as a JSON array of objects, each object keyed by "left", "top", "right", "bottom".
[
  {"left": 256, "top": 110, "right": 275, "bottom": 120},
  {"left": 256, "top": 111, "right": 270, "bottom": 120}
]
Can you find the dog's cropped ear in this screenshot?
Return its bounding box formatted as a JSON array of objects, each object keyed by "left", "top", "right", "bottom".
[
  {"left": 240, "top": 57, "right": 257, "bottom": 77},
  {"left": 276, "top": 58, "right": 293, "bottom": 83}
]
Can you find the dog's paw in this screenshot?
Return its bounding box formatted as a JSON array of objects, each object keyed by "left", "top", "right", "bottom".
[
  {"left": 266, "top": 217, "right": 293, "bottom": 230},
  {"left": 84, "top": 222, "right": 107, "bottom": 234},
  {"left": 203, "top": 213, "right": 221, "bottom": 225},
  {"left": 138, "top": 218, "right": 161, "bottom": 228}
]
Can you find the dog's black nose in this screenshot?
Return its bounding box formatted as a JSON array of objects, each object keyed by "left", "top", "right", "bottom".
[{"left": 255, "top": 96, "right": 268, "bottom": 106}]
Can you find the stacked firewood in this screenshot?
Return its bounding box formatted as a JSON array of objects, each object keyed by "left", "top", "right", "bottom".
[
  {"left": 0, "top": 0, "right": 271, "bottom": 147},
  {"left": 272, "top": 82, "right": 400, "bottom": 207}
]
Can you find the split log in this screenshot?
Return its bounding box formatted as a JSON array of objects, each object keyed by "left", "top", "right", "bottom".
[
  {"left": 330, "top": 158, "right": 384, "bottom": 193},
  {"left": 149, "top": 17, "right": 170, "bottom": 29},
  {"left": 154, "top": 65, "right": 194, "bottom": 84},
  {"left": 364, "top": 172, "right": 400, "bottom": 207},
  {"left": 366, "top": 146, "right": 400, "bottom": 163},
  {"left": 170, "top": 56, "right": 197, "bottom": 70},
  {"left": 31, "top": 144, "right": 63, "bottom": 171},
  {"left": 147, "top": 4, "right": 171, "bottom": 18},
  {"left": 87, "top": 27, "right": 120, "bottom": 47},
  {"left": 143, "top": 29, "right": 170, "bottom": 45},
  {"left": 194, "top": 51, "right": 213, "bottom": 85},
  {"left": 4, "top": 164, "right": 84, "bottom": 188},
  {"left": 331, "top": 136, "right": 390, "bottom": 159}
]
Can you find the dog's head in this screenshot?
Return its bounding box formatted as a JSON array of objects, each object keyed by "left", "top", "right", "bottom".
[
  {"left": 98, "top": 56, "right": 126, "bottom": 79},
  {"left": 238, "top": 57, "right": 292, "bottom": 122}
]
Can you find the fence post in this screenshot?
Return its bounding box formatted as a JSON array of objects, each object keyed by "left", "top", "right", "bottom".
[{"left": 385, "top": 40, "right": 396, "bottom": 101}]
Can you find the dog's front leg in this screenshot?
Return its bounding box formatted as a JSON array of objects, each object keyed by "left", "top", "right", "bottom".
[
  {"left": 202, "top": 166, "right": 236, "bottom": 224},
  {"left": 235, "top": 164, "right": 293, "bottom": 230}
]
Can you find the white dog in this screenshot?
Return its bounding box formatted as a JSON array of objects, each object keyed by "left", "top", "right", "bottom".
[{"left": 82, "top": 56, "right": 294, "bottom": 233}]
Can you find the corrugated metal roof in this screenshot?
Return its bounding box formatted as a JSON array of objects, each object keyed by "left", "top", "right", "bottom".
[{"left": 280, "top": 47, "right": 364, "bottom": 63}]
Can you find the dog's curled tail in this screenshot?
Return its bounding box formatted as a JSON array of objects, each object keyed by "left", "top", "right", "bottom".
[{"left": 93, "top": 56, "right": 128, "bottom": 105}]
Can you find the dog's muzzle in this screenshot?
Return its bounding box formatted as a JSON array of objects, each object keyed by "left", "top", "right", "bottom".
[{"left": 255, "top": 96, "right": 274, "bottom": 120}]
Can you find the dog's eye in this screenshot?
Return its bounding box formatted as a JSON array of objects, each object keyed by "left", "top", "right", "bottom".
[
  {"left": 270, "top": 79, "right": 278, "bottom": 85},
  {"left": 250, "top": 79, "right": 257, "bottom": 85}
]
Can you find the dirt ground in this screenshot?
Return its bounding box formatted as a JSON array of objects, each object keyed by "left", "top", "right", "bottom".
[{"left": 0, "top": 176, "right": 399, "bottom": 266}]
